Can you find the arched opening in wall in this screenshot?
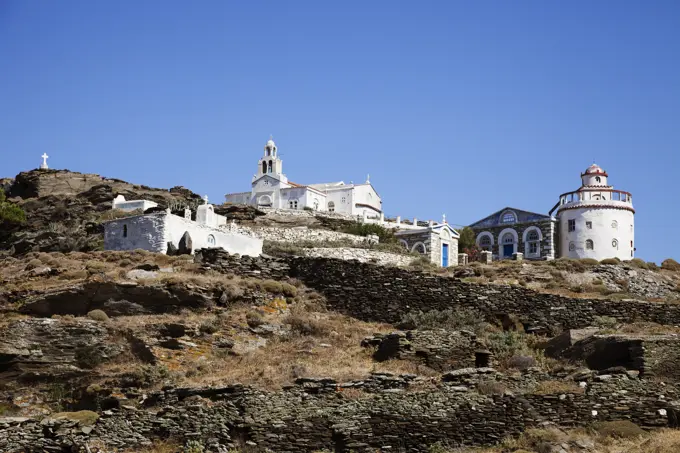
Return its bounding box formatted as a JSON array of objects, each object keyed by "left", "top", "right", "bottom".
[
  {"left": 596, "top": 176, "right": 601, "bottom": 183},
  {"left": 268, "top": 160, "right": 273, "bottom": 173},
  {"left": 328, "top": 201, "right": 335, "bottom": 212},
  {"left": 412, "top": 242, "right": 427, "bottom": 254},
  {"left": 612, "top": 239, "right": 619, "bottom": 249},
  {"left": 569, "top": 241, "right": 575, "bottom": 251},
  {"left": 313, "top": 199, "right": 319, "bottom": 210},
  {"left": 399, "top": 239, "right": 409, "bottom": 250},
  {"left": 526, "top": 230, "right": 540, "bottom": 257},
  {"left": 478, "top": 234, "right": 492, "bottom": 251},
  {"left": 123, "top": 224, "right": 128, "bottom": 238},
  {"left": 586, "top": 239, "right": 594, "bottom": 250},
  {"left": 501, "top": 231, "right": 516, "bottom": 259},
  {"left": 258, "top": 195, "right": 273, "bottom": 207},
  {"left": 262, "top": 162, "right": 267, "bottom": 174},
  {"left": 207, "top": 234, "right": 216, "bottom": 246}
]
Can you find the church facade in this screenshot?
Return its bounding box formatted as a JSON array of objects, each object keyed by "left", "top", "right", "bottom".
[
  {"left": 225, "top": 138, "right": 382, "bottom": 217},
  {"left": 470, "top": 164, "right": 634, "bottom": 261}
]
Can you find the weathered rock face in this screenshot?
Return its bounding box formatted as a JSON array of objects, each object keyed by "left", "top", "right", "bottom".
[
  {"left": 548, "top": 331, "right": 680, "bottom": 382},
  {"left": 197, "top": 250, "right": 680, "bottom": 331},
  {"left": 0, "top": 318, "right": 124, "bottom": 382},
  {"left": 591, "top": 264, "right": 676, "bottom": 299},
  {"left": 17, "top": 281, "right": 215, "bottom": 317},
  {"left": 0, "top": 375, "right": 678, "bottom": 453},
  {"left": 364, "top": 329, "right": 483, "bottom": 371}
]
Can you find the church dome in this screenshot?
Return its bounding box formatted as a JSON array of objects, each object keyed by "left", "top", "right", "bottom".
[{"left": 584, "top": 164, "right": 607, "bottom": 175}]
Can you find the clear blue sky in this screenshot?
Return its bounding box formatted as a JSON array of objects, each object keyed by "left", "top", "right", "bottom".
[{"left": 1, "top": 1, "right": 679, "bottom": 262}]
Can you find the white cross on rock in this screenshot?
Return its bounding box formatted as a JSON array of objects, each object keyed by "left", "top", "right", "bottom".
[{"left": 40, "top": 153, "right": 49, "bottom": 170}]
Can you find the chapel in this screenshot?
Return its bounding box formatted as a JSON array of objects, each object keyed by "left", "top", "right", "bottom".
[{"left": 225, "top": 138, "right": 382, "bottom": 217}]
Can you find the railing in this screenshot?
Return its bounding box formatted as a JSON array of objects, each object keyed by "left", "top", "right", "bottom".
[{"left": 557, "top": 189, "right": 633, "bottom": 207}]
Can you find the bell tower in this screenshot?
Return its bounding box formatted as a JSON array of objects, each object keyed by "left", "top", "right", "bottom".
[{"left": 255, "top": 136, "right": 285, "bottom": 181}]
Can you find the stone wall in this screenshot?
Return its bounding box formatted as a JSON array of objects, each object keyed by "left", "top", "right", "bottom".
[
  {"left": 302, "top": 247, "right": 413, "bottom": 267},
  {"left": 197, "top": 250, "right": 680, "bottom": 330},
  {"left": 1, "top": 376, "right": 677, "bottom": 453},
  {"left": 247, "top": 225, "right": 367, "bottom": 245},
  {"left": 471, "top": 218, "right": 555, "bottom": 261}
]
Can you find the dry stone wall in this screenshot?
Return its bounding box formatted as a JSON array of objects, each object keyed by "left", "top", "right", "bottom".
[
  {"left": 197, "top": 250, "right": 680, "bottom": 330},
  {"left": 1, "top": 376, "right": 678, "bottom": 453}
]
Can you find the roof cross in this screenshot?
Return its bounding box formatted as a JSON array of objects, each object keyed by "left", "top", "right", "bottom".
[{"left": 40, "top": 153, "right": 49, "bottom": 170}]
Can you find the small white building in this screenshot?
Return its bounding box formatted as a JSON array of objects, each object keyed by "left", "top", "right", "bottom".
[
  {"left": 225, "top": 137, "right": 382, "bottom": 217},
  {"left": 112, "top": 195, "right": 159, "bottom": 212},
  {"left": 104, "top": 197, "right": 262, "bottom": 256},
  {"left": 551, "top": 164, "right": 635, "bottom": 261},
  {"left": 395, "top": 220, "right": 460, "bottom": 267}
]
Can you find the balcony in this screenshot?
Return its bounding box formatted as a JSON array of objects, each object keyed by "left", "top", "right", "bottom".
[{"left": 554, "top": 189, "right": 633, "bottom": 213}]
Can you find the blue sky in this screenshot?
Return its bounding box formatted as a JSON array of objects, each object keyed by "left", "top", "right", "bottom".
[{"left": 1, "top": 1, "right": 679, "bottom": 262}]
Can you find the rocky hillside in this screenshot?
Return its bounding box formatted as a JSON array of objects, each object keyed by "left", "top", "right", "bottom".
[
  {"left": 0, "top": 169, "right": 209, "bottom": 255},
  {"left": 4, "top": 169, "right": 680, "bottom": 452}
]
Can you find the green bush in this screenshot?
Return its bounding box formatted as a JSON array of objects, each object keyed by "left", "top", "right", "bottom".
[
  {"left": 662, "top": 259, "right": 680, "bottom": 271},
  {"left": 579, "top": 258, "right": 600, "bottom": 266},
  {"left": 0, "top": 189, "right": 26, "bottom": 224},
  {"left": 86, "top": 309, "right": 109, "bottom": 322},
  {"left": 600, "top": 258, "right": 620, "bottom": 265},
  {"left": 458, "top": 226, "right": 476, "bottom": 251},
  {"left": 629, "top": 258, "right": 650, "bottom": 270},
  {"left": 342, "top": 222, "right": 396, "bottom": 243}
]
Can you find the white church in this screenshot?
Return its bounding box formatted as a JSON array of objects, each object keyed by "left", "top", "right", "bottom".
[{"left": 225, "top": 138, "right": 382, "bottom": 217}]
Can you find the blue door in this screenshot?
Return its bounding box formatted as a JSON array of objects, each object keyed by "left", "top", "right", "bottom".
[
  {"left": 503, "top": 244, "right": 513, "bottom": 258},
  {"left": 442, "top": 243, "right": 449, "bottom": 267}
]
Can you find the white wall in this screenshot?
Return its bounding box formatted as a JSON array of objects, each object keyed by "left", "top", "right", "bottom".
[
  {"left": 164, "top": 214, "right": 262, "bottom": 256},
  {"left": 112, "top": 197, "right": 158, "bottom": 212},
  {"left": 559, "top": 208, "right": 634, "bottom": 261},
  {"left": 104, "top": 212, "right": 263, "bottom": 256},
  {"left": 349, "top": 184, "right": 381, "bottom": 216},
  {"left": 325, "top": 187, "right": 353, "bottom": 214},
  {"left": 104, "top": 213, "right": 168, "bottom": 253}
]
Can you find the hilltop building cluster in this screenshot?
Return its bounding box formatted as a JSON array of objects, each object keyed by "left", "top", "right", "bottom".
[{"left": 37, "top": 136, "right": 635, "bottom": 266}]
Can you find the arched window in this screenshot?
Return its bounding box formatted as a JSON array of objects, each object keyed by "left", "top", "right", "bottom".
[
  {"left": 262, "top": 162, "right": 267, "bottom": 174},
  {"left": 479, "top": 235, "right": 491, "bottom": 250},
  {"left": 526, "top": 229, "right": 540, "bottom": 256},
  {"left": 123, "top": 224, "right": 128, "bottom": 238},
  {"left": 527, "top": 230, "right": 539, "bottom": 241},
  {"left": 612, "top": 239, "right": 619, "bottom": 249},
  {"left": 328, "top": 201, "right": 335, "bottom": 212},
  {"left": 501, "top": 211, "right": 516, "bottom": 224},
  {"left": 207, "top": 234, "right": 216, "bottom": 246},
  {"left": 586, "top": 239, "right": 594, "bottom": 250},
  {"left": 569, "top": 241, "right": 575, "bottom": 251},
  {"left": 412, "top": 242, "right": 427, "bottom": 254},
  {"left": 595, "top": 176, "right": 601, "bottom": 183},
  {"left": 399, "top": 239, "right": 409, "bottom": 250},
  {"left": 502, "top": 233, "right": 515, "bottom": 244},
  {"left": 268, "top": 160, "right": 273, "bottom": 173}
]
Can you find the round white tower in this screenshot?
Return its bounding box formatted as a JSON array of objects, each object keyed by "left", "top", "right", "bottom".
[{"left": 554, "top": 164, "right": 634, "bottom": 261}]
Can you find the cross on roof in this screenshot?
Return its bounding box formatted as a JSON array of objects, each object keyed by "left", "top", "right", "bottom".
[
  {"left": 40, "top": 153, "right": 49, "bottom": 169},
  {"left": 203, "top": 195, "right": 209, "bottom": 205}
]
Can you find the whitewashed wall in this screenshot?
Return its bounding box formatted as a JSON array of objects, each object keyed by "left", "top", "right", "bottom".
[
  {"left": 559, "top": 208, "right": 634, "bottom": 261},
  {"left": 351, "top": 184, "right": 381, "bottom": 216},
  {"left": 164, "top": 214, "right": 262, "bottom": 256},
  {"left": 104, "top": 214, "right": 168, "bottom": 253}
]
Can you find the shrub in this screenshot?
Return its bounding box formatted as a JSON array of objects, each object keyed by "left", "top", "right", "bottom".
[
  {"left": 285, "top": 311, "right": 327, "bottom": 337},
  {"left": 630, "top": 258, "right": 649, "bottom": 270},
  {"left": 199, "top": 318, "right": 220, "bottom": 334},
  {"left": 579, "top": 258, "right": 600, "bottom": 266},
  {"left": 592, "top": 420, "right": 646, "bottom": 439},
  {"left": 662, "top": 259, "right": 680, "bottom": 271},
  {"left": 476, "top": 380, "right": 507, "bottom": 395},
  {"left": 507, "top": 355, "right": 537, "bottom": 370},
  {"left": 245, "top": 310, "right": 265, "bottom": 328},
  {"left": 86, "top": 309, "right": 109, "bottom": 322},
  {"left": 0, "top": 189, "right": 26, "bottom": 224},
  {"left": 593, "top": 315, "right": 618, "bottom": 329},
  {"left": 600, "top": 258, "right": 620, "bottom": 265},
  {"left": 458, "top": 226, "right": 476, "bottom": 251},
  {"left": 408, "top": 256, "right": 440, "bottom": 272},
  {"left": 342, "top": 222, "right": 396, "bottom": 243},
  {"left": 397, "top": 308, "right": 486, "bottom": 333}
]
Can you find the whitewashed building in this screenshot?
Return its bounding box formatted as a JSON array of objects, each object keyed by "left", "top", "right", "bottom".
[
  {"left": 104, "top": 197, "right": 262, "bottom": 256},
  {"left": 225, "top": 138, "right": 382, "bottom": 217},
  {"left": 551, "top": 164, "right": 635, "bottom": 261}
]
